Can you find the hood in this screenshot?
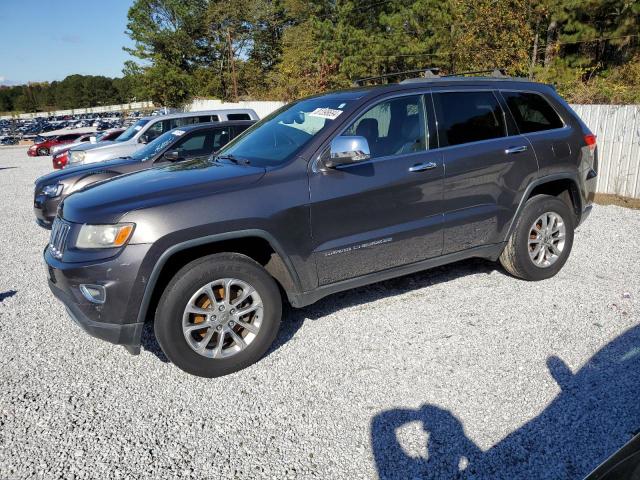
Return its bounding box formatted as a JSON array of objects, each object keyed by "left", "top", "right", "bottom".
[
  {"left": 60, "top": 158, "right": 266, "bottom": 224},
  {"left": 35, "top": 156, "right": 139, "bottom": 190}
]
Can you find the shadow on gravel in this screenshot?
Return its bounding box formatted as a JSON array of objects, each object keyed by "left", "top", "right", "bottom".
[
  {"left": 371, "top": 324, "right": 640, "bottom": 480},
  {"left": 140, "top": 322, "right": 169, "bottom": 363},
  {"left": 265, "top": 258, "right": 498, "bottom": 358},
  {"left": 0, "top": 289, "right": 17, "bottom": 302}
]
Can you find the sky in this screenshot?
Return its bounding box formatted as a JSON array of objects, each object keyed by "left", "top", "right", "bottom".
[{"left": 0, "top": 0, "right": 136, "bottom": 85}]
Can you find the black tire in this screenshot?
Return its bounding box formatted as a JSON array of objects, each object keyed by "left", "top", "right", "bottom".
[
  {"left": 155, "top": 253, "right": 282, "bottom": 377},
  {"left": 37, "top": 147, "right": 49, "bottom": 156},
  {"left": 499, "top": 194, "right": 575, "bottom": 281}
]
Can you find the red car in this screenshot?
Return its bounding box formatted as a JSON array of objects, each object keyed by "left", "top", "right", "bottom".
[
  {"left": 28, "top": 133, "right": 85, "bottom": 157},
  {"left": 51, "top": 129, "right": 124, "bottom": 169}
]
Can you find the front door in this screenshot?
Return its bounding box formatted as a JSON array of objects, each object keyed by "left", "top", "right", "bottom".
[{"left": 310, "top": 93, "right": 444, "bottom": 285}]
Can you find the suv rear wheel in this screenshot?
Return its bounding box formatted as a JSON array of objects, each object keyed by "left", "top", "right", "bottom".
[
  {"left": 155, "top": 253, "right": 282, "bottom": 377},
  {"left": 500, "top": 194, "right": 575, "bottom": 280}
]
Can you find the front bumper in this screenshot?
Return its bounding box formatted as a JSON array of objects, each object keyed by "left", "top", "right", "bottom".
[
  {"left": 44, "top": 243, "right": 152, "bottom": 353},
  {"left": 49, "top": 279, "right": 144, "bottom": 352}
]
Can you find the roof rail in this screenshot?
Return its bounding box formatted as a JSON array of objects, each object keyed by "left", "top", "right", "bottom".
[
  {"left": 353, "top": 68, "right": 441, "bottom": 86},
  {"left": 443, "top": 68, "right": 509, "bottom": 78}
]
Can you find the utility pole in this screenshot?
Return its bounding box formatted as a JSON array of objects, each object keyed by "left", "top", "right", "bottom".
[{"left": 227, "top": 29, "right": 238, "bottom": 102}]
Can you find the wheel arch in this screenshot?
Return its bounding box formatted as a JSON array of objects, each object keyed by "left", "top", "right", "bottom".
[
  {"left": 505, "top": 173, "right": 582, "bottom": 242},
  {"left": 135, "top": 230, "right": 303, "bottom": 325}
]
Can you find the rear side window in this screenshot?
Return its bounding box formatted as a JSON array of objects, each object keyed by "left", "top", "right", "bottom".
[
  {"left": 198, "top": 115, "right": 219, "bottom": 123},
  {"left": 433, "top": 91, "right": 506, "bottom": 146},
  {"left": 227, "top": 113, "right": 251, "bottom": 121},
  {"left": 502, "top": 91, "right": 564, "bottom": 133}
]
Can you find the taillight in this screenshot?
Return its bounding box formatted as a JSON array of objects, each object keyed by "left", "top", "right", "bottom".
[{"left": 584, "top": 133, "right": 596, "bottom": 152}]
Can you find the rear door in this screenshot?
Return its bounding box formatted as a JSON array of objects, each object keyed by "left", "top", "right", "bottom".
[
  {"left": 499, "top": 90, "right": 574, "bottom": 177},
  {"left": 432, "top": 89, "right": 538, "bottom": 254},
  {"left": 310, "top": 92, "right": 444, "bottom": 285}
]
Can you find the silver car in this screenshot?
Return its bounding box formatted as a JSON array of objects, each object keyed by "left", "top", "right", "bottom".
[{"left": 66, "top": 109, "right": 258, "bottom": 167}]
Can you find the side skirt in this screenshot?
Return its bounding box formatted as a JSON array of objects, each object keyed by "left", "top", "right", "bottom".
[{"left": 289, "top": 242, "right": 505, "bottom": 308}]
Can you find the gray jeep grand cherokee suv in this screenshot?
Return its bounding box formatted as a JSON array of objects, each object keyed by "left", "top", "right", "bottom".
[{"left": 44, "top": 75, "right": 597, "bottom": 377}]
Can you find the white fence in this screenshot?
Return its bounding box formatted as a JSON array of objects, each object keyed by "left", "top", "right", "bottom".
[
  {"left": 188, "top": 99, "right": 285, "bottom": 119},
  {"left": 571, "top": 104, "right": 640, "bottom": 198}
]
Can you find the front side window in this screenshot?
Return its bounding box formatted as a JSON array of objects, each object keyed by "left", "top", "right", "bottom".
[
  {"left": 173, "top": 131, "right": 214, "bottom": 156},
  {"left": 145, "top": 120, "right": 167, "bottom": 142},
  {"left": 502, "top": 91, "right": 564, "bottom": 133},
  {"left": 341, "top": 95, "right": 427, "bottom": 159},
  {"left": 433, "top": 91, "right": 506, "bottom": 147}
]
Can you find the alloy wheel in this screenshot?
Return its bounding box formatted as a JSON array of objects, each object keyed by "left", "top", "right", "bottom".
[
  {"left": 528, "top": 211, "right": 566, "bottom": 268},
  {"left": 182, "top": 278, "right": 263, "bottom": 358}
]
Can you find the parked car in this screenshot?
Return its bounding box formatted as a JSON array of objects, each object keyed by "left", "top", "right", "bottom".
[
  {"left": 43, "top": 74, "right": 597, "bottom": 377},
  {"left": 67, "top": 109, "right": 259, "bottom": 167},
  {"left": 50, "top": 133, "right": 95, "bottom": 156},
  {"left": 52, "top": 129, "right": 125, "bottom": 170},
  {"left": 35, "top": 121, "right": 254, "bottom": 228},
  {"left": 28, "top": 133, "right": 85, "bottom": 156}
]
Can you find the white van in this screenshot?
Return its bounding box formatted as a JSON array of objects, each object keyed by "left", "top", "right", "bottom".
[{"left": 67, "top": 109, "right": 258, "bottom": 166}]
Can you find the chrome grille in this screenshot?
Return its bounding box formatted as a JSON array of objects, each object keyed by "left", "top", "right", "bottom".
[{"left": 49, "top": 218, "right": 71, "bottom": 259}]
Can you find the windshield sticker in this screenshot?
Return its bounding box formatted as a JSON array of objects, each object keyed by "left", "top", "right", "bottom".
[
  {"left": 338, "top": 103, "right": 346, "bottom": 109},
  {"left": 309, "top": 108, "right": 343, "bottom": 120},
  {"left": 134, "top": 125, "right": 142, "bottom": 131},
  {"left": 171, "top": 129, "right": 186, "bottom": 136}
]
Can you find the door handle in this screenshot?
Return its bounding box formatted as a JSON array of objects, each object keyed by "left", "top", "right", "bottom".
[
  {"left": 504, "top": 145, "right": 528, "bottom": 154},
  {"left": 408, "top": 162, "right": 437, "bottom": 172}
]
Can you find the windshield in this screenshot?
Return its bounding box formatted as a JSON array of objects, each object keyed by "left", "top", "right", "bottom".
[
  {"left": 130, "top": 129, "right": 177, "bottom": 162},
  {"left": 216, "top": 97, "right": 353, "bottom": 166},
  {"left": 116, "top": 119, "right": 149, "bottom": 142}
]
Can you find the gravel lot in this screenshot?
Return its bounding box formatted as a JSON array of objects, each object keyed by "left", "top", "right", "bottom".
[{"left": 1, "top": 146, "right": 638, "bottom": 480}]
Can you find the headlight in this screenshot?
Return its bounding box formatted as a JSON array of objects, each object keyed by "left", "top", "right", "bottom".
[
  {"left": 69, "top": 151, "right": 86, "bottom": 164},
  {"left": 41, "top": 184, "right": 63, "bottom": 197},
  {"left": 75, "top": 223, "right": 135, "bottom": 249}
]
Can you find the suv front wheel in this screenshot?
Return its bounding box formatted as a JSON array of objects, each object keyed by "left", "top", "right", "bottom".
[
  {"left": 155, "top": 253, "right": 282, "bottom": 377},
  {"left": 500, "top": 194, "right": 575, "bottom": 281}
]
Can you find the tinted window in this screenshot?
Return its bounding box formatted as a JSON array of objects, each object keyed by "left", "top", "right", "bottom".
[
  {"left": 502, "top": 91, "right": 564, "bottom": 133},
  {"left": 145, "top": 120, "right": 167, "bottom": 141},
  {"left": 174, "top": 131, "right": 213, "bottom": 156},
  {"left": 227, "top": 113, "right": 251, "bottom": 121},
  {"left": 433, "top": 91, "right": 506, "bottom": 146},
  {"left": 211, "top": 127, "right": 231, "bottom": 151},
  {"left": 342, "top": 95, "right": 427, "bottom": 159},
  {"left": 198, "top": 115, "right": 219, "bottom": 122}
]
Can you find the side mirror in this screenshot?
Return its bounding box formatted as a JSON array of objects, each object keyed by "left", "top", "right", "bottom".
[
  {"left": 163, "top": 150, "right": 181, "bottom": 162},
  {"left": 139, "top": 133, "right": 150, "bottom": 144},
  {"left": 324, "top": 136, "right": 371, "bottom": 168}
]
